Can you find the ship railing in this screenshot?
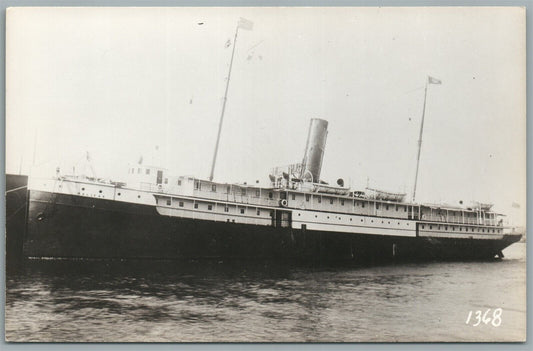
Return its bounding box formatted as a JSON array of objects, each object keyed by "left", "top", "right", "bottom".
[
  {"left": 192, "top": 189, "right": 279, "bottom": 207},
  {"left": 419, "top": 215, "right": 498, "bottom": 226}
]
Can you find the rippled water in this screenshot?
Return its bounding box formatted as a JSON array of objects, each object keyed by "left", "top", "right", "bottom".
[{"left": 5, "top": 243, "right": 526, "bottom": 342}]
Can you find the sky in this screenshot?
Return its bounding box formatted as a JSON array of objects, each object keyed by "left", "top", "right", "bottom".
[{"left": 6, "top": 7, "right": 526, "bottom": 225}]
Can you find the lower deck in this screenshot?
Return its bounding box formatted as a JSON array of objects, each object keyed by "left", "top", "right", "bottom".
[{"left": 23, "top": 189, "right": 520, "bottom": 261}]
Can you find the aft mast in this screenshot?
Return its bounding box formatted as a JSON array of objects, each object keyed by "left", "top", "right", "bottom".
[
  {"left": 208, "top": 18, "right": 254, "bottom": 181},
  {"left": 412, "top": 75, "right": 441, "bottom": 202}
]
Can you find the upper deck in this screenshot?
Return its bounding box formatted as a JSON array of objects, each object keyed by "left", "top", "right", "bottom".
[{"left": 168, "top": 177, "right": 503, "bottom": 228}]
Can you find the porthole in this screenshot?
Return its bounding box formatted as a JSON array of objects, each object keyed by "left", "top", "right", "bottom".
[
  {"left": 137, "top": 195, "right": 141, "bottom": 199},
  {"left": 117, "top": 193, "right": 121, "bottom": 196},
  {"left": 99, "top": 190, "right": 102, "bottom": 193},
  {"left": 82, "top": 187, "right": 85, "bottom": 191}
]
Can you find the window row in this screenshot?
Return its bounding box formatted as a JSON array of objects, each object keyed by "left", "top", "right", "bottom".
[{"left": 421, "top": 224, "right": 501, "bottom": 234}]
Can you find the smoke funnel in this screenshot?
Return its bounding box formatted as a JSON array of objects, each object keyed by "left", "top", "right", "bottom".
[{"left": 300, "top": 118, "right": 328, "bottom": 183}]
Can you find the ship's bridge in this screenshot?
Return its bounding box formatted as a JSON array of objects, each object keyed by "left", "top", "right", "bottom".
[{"left": 126, "top": 163, "right": 169, "bottom": 191}]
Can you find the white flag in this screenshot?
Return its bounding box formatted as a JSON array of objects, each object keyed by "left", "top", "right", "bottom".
[
  {"left": 428, "top": 76, "right": 442, "bottom": 84},
  {"left": 238, "top": 17, "right": 253, "bottom": 31}
]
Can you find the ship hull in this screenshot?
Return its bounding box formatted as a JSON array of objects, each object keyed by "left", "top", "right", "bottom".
[
  {"left": 6, "top": 174, "right": 29, "bottom": 266},
  {"left": 24, "top": 190, "right": 521, "bottom": 262}
]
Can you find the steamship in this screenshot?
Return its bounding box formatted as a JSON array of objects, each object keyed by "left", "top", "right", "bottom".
[{"left": 24, "top": 119, "right": 521, "bottom": 261}]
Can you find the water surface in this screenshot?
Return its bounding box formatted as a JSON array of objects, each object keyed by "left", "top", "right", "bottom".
[{"left": 5, "top": 243, "right": 526, "bottom": 342}]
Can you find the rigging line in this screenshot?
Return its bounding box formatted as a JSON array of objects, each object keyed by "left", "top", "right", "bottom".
[
  {"left": 247, "top": 40, "right": 264, "bottom": 52},
  {"left": 5, "top": 185, "right": 27, "bottom": 194},
  {"left": 6, "top": 202, "right": 27, "bottom": 222}
]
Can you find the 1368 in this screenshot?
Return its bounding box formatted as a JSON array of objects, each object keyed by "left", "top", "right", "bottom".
[{"left": 465, "top": 308, "right": 502, "bottom": 327}]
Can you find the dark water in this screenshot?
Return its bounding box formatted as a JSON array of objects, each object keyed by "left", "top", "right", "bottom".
[{"left": 5, "top": 243, "right": 526, "bottom": 342}]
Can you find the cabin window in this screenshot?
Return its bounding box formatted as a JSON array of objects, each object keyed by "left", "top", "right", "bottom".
[
  {"left": 376, "top": 203, "right": 380, "bottom": 210},
  {"left": 396, "top": 206, "right": 399, "bottom": 211},
  {"left": 430, "top": 225, "right": 433, "bottom": 229},
  {"left": 164, "top": 178, "right": 168, "bottom": 184},
  {"left": 178, "top": 180, "right": 182, "bottom": 186},
  {"left": 256, "top": 189, "right": 261, "bottom": 197},
  {"left": 269, "top": 192, "right": 273, "bottom": 199},
  {"left": 195, "top": 181, "right": 200, "bottom": 190},
  {"left": 362, "top": 202, "right": 365, "bottom": 208},
  {"left": 208, "top": 204, "right": 213, "bottom": 210},
  {"left": 292, "top": 193, "right": 296, "bottom": 200},
  {"left": 240, "top": 208, "right": 245, "bottom": 214},
  {"left": 224, "top": 206, "right": 229, "bottom": 212},
  {"left": 146, "top": 169, "right": 150, "bottom": 175},
  {"left": 330, "top": 198, "right": 334, "bottom": 205},
  {"left": 241, "top": 188, "right": 246, "bottom": 196},
  {"left": 404, "top": 207, "right": 407, "bottom": 212},
  {"left": 422, "top": 225, "right": 425, "bottom": 229},
  {"left": 257, "top": 209, "right": 261, "bottom": 216},
  {"left": 179, "top": 201, "right": 184, "bottom": 207},
  {"left": 445, "top": 226, "right": 448, "bottom": 230},
  {"left": 166, "top": 199, "right": 171, "bottom": 206},
  {"left": 227, "top": 186, "right": 231, "bottom": 194},
  {"left": 318, "top": 197, "right": 322, "bottom": 204},
  {"left": 194, "top": 203, "right": 198, "bottom": 209},
  {"left": 280, "top": 192, "right": 287, "bottom": 200},
  {"left": 386, "top": 205, "right": 389, "bottom": 210},
  {"left": 306, "top": 194, "right": 310, "bottom": 202},
  {"left": 212, "top": 184, "right": 216, "bottom": 192},
  {"left": 341, "top": 199, "right": 344, "bottom": 206}
]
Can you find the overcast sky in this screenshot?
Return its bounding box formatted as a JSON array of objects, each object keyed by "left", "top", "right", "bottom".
[{"left": 6, "top": 7, "right": 526, "bottom": 225}]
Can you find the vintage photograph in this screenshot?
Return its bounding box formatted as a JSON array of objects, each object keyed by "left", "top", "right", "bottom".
[{"left": 5, "top": 7, "right": 526, "bottom": 342}]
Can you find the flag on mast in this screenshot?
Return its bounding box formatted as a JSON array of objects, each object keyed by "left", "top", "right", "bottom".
[
  {"left": 238, "top": 17, "right": 254, "bottom": 31},
  {"left": 428, "top": 76, "right": 442, "bottom": 84}
]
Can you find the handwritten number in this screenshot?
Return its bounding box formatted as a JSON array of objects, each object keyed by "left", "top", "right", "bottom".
[
  {"left": 492, "top": 308, "right": 502, "bottom": 327},
  {"left": 465, "top": 311, "right": 472, "bottom": 325},
  {"left": 482, "top": 309, "right": 492, "bottom": 324},
  {"left": 472, "top": 311, "right": 482, "bottom": 326},
  {"left": 466, "top": 309, "right": 502, "bottom": 327}
]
